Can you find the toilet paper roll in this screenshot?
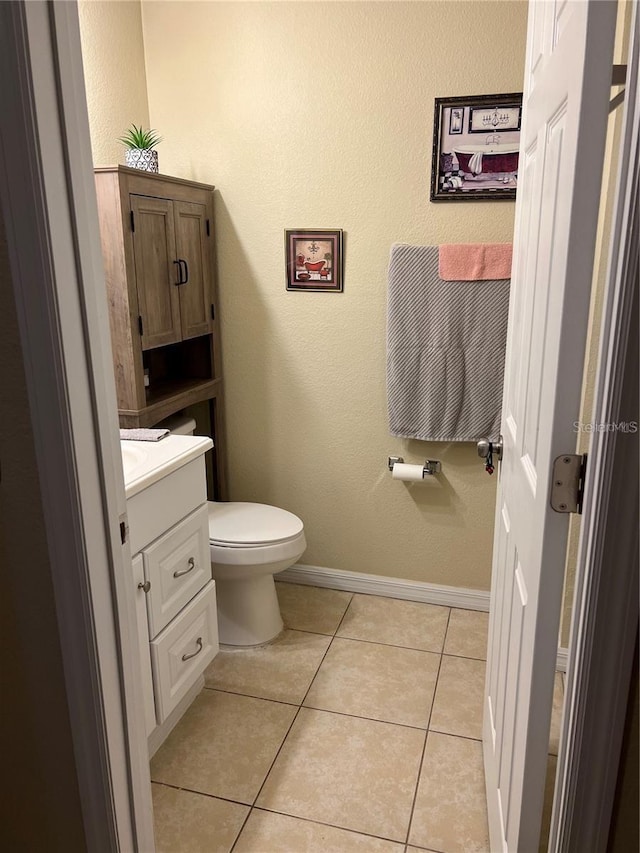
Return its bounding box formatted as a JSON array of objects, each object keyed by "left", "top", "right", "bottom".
[{"left": 391, "top": 462, "right": 425, "bottom": 482}]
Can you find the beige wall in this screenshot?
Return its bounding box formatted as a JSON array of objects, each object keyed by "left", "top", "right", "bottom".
[
  {"left": 82, "top": 0, "right": 529, "bottom": 588},
  {"left": 78, "top": 0, "right": 150, "bottom": 166}
]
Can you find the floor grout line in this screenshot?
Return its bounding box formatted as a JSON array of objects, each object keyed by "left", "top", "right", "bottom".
[
  {"left": 283, "top": 626, "right": 486, "bottom": 661},
  {"left": 440, "top": 650, "right": 487, "bottom": 662},
  {"left": 250, "top": 804, "right": 409, "bottom": 846},
  {"left": 426, "top": 728, "right": 483, "bottom": 744},
  {"left": 404, "top": 607, "right": 453, "bottom": 848},
  {"left": 150, "top": 779, "right": 251, "bottom": 810},
  {"left": 282, "top": 626, "right": 339, "bottom": 638},
  {"left": 245, "top": 596, "right": 352, "bottom": 817},
  {"left": 330, "top": 632, "right": 447, "bottom": 655},
  {"left": 228, "top": 804, "right": 253, "bottom": 853},
  {"left": 202, "top": 685, "right": 301, "bottom": 707},
  {"left": 297, "top": 703, "right": 434, "bottom": 732}
]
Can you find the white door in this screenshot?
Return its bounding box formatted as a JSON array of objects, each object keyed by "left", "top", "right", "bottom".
[{"left": 483, "top": 2, "right": 618, "bottom": 851}]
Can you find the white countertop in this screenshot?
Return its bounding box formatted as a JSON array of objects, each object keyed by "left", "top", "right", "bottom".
[{"left": 121, "top": 434, "right": 213, "bottom": 499}]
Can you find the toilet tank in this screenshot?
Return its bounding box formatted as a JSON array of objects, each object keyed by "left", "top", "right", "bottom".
[{"left": 155, "top": 413, "right": 197, "bottom": 436}]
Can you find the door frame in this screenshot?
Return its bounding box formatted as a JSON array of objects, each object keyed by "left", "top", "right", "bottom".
[
  {"left": 0, "top": 1, "right": 154, "bottom": 848},
  {"left": 550, "top": 5, "right": 639, "bottom": 849},
  {"left": 0, "top": 1, "right": 636, "bottom": 850}
]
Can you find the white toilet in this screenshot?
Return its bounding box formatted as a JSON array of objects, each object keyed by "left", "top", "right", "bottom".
[{"left": 159, "top": 414, "right": 306, "bottom": 646}]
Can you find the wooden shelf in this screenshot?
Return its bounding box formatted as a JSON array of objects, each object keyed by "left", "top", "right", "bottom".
[{"left": 119, "top": 377, "right": 223, "bottom": 428}]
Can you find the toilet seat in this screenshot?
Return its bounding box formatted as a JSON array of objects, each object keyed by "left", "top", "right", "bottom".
[{"left": 208, "top": 501, "right": 304, "bottom": 548}]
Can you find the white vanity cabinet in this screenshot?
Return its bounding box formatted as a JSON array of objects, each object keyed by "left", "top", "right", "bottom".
[{"left": 123, "top": 435, "right": 218, "bottom": 752}]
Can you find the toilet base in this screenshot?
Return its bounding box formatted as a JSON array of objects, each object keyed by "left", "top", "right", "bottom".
[{"left": 214, "top": 573, "right": 283, "bottom": 646}]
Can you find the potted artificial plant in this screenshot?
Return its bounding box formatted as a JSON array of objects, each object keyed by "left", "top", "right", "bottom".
[{"left": 119, "top": 124, "right": 163, "bottom": 173}]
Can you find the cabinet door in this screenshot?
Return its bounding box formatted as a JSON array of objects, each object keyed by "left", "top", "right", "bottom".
[
  {"left": 131, "top": 195, "right": 181, "bottom": 350},
  {"left": 174, "top": 201, "right": 213, "bottom": 340}
]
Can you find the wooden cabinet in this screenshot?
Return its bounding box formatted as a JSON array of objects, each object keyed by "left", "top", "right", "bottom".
[{"left": 95, "top": 166, "right": 226, "bottom": 497}]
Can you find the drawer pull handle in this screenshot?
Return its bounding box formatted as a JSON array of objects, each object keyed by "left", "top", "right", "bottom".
[
  {"left": 174, "top": 557, "right": 196, "bottom": 579},
  {"left": 182, "top": 637, "right": 203, "bottom": 662},
  {"left": 138, "top": 580, "right": 151, "bottom": 593}
]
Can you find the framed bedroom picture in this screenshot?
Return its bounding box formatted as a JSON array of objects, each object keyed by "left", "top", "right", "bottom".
[
  {"left": 430, "top": 92, "right": 523, "bottom": 202},
  {"left": 285, "top": 229, "right": 343, "bottom": 292}
]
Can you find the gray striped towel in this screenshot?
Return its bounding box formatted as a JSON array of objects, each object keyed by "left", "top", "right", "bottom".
[{"left": 387, "top": 244, "right": 509, "bottom": 442}]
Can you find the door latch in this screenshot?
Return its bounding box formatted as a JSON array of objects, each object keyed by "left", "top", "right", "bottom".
[{"left": 550, "top": 454, "right": 587, "bottom": 514}]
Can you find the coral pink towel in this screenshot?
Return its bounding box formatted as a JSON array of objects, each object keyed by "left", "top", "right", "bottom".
[{"left": 439, "top": 243, "right": 513, "bottom": 281}]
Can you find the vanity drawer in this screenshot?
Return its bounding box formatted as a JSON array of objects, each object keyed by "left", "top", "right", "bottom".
[
  {"left": 150, "top": 580, "right": 218, "bottom": 723},
  {"left": 143, "top": 503, "right": 211, "bottom": 637},
  {"left": 127, "top": 458, "right": 208, "bottom": 555}
]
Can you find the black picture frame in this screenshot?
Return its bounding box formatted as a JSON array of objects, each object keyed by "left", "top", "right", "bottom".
[
  {"left": 468, "top": 103, "right": 522, "bottom": 134},
  {"left": 285, "top": 229, "right": 344, "bottom": 292},
  {"left": 430, "top": 92, "right": 523, "bottom": 202},
  {"left": 449, "top": 107, "right": 464, "bottom": 135}
]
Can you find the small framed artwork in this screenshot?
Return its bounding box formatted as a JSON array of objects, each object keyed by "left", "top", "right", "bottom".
[
  {"left": 449, "top": 107, "right": 464, "bottom": 135},
  {"left": 469, "top": 103, "right": 521, "bottom": 134},
  {"left": 285, "top": 229, "right": 343, "bottom": 292},
  {"left": 430, "top": 92, "right": 523, "bottom": 202}
]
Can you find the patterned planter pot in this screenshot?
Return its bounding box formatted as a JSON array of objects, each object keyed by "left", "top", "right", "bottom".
[{"left": 125, "top": 148, "right": 159, "bottom": 173}]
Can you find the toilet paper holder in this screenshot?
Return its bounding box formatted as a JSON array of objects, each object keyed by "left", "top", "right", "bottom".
[{"left": 388, "top": 456, "right": 442, "bottom": 476}]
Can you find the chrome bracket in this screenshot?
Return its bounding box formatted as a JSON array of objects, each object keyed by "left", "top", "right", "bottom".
[
  {"left": 388, "top": 456, "right": 441, "bottom": 476},
  {"left": 550, "top": 454, "right": 587, "bottom": 514}
]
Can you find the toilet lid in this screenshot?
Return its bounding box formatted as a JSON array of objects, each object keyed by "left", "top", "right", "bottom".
[{"left": 208, "top": 502, "right": 304, "bottom": 546}]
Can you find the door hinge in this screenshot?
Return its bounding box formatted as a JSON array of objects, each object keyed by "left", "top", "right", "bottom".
[
  {"left": 119, "top": 514, "right": 128, "bottom": 545},
  {"left": 550, "top": 454, "right": 587, "bottom": 514},
  {"left": 211, "top": 303, "right": 215, "bottom": 320},
  {"left": 138, "top": 315, "right": 143, "bottom": 336},
  {"left": 130, "top": 210, "right": 135, "bottom": 232},
  {"left": 206, "top": 219, "right": 210, "bottom": 236}
]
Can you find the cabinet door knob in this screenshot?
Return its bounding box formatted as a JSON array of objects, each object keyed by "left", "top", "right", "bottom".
[
  {"left": 173, "top": 557, "right": 196, "bottom": 579},
  {"left": 137, "top": 580, "right": 151, "bottom": 593}
]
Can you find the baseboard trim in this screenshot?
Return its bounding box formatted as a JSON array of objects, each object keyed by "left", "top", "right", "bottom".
[
  {"left": 278, "top": 563, "right": 490, "bottom": 611},
  {"left": 279, "top": 564, "right": 570, "bottom": 670}
]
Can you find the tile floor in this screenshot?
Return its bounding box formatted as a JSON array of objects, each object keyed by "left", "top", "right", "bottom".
[{"left": 150, "top": 583, "right": 563, "bottom": 853}]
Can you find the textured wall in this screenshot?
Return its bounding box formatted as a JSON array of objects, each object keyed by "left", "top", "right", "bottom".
[
  {"left": 139, "top": 0, "right": 528, "bottom": 588},
  {"left": 78, "top": 0, "right": 150, "bottom": 166}
]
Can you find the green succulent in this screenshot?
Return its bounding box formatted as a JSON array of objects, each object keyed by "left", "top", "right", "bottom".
[{"left": 118, "top": 124, "right": 163, "bottom": 150}]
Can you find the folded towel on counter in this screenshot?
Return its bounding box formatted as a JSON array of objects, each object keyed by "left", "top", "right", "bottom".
[
  {"left": 387, "top": 244, "right": 510, "bottom": 442},
  {"left": 119, "top": 428, "right": 169, "bottom": 441},
  {"left": 438, "top": 242, "right": 512, "bottom": 281}
]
